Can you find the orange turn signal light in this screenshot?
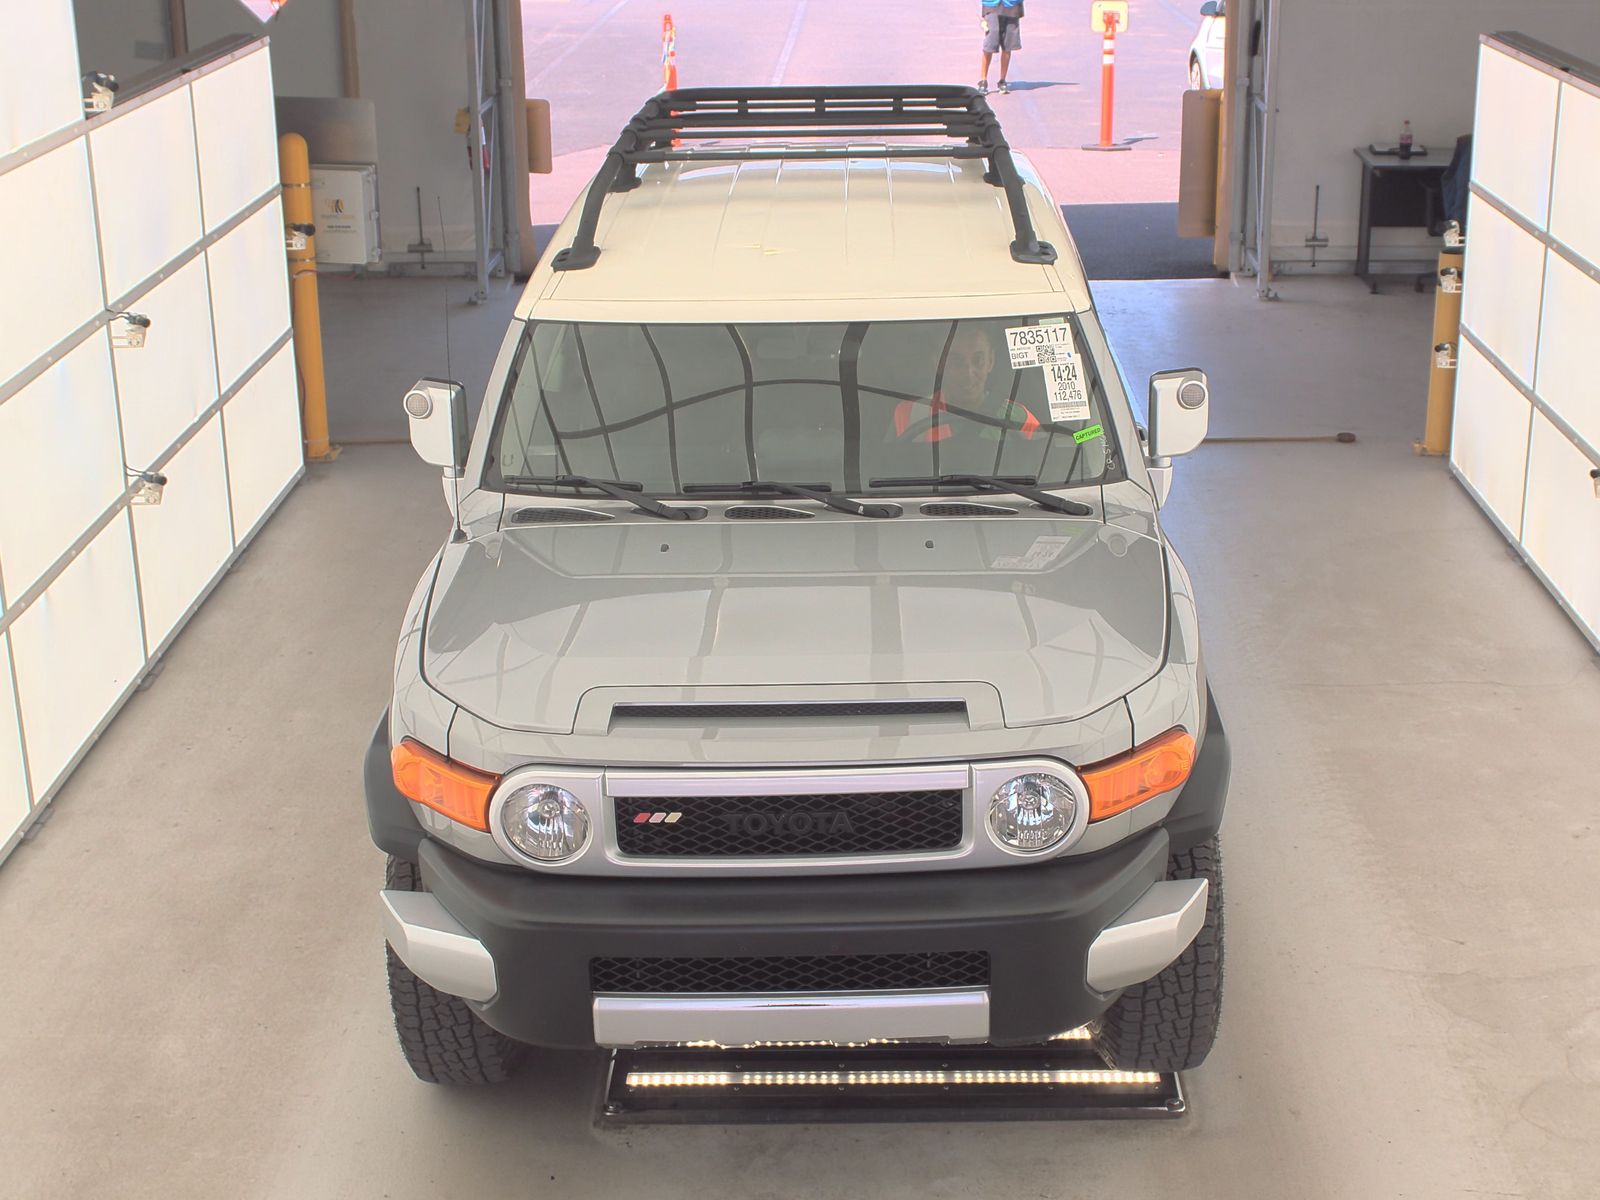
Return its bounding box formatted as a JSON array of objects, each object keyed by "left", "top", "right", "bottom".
[
  {"left": 1083, "top": 728, "right": 1197, "bottom": 822},
  {"left": 391, "top": 739, "right": 499, "bottom": 832}
]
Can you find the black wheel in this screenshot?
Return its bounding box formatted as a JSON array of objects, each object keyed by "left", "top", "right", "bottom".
[
  {"left": 1093, "top": 837, "right": 1224, "bottom": 1072},
  {"left": 1188, "top": 57, "right": 1206, "bottom": 90},
  {"left": 385, "top": 855, "right": 524, "bottom": 1085}
]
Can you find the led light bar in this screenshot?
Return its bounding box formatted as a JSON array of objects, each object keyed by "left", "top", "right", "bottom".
[{"left": 625, "top": 1067, "right": 1160, "bottom": 1089}]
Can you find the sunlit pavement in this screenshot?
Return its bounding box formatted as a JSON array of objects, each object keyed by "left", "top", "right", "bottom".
[{"left": 522, "top": 0, "right": 1202, "bottom": 226}]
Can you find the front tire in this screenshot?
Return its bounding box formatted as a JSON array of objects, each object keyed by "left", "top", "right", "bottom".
[
  {"left": 385, "top": 856, "right": 525, "bottom": 1085},
  {"left": 1092, "top": 837, "right": 1224, "bottom": 1072},
  {"left": 1188, "top": 57, "right": 1206, "bottom": 90}
]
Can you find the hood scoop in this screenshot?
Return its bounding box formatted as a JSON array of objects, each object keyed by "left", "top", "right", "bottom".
[{"left": 610, "top": 699, "right": 967, "bottom": 724}]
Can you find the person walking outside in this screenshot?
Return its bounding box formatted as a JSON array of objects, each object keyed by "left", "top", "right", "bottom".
[{"left": 979, "top": 0, "right": 1024, "bottom": 94}]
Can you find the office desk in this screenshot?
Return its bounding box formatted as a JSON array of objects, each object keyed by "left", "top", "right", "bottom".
[{"left": 1354, "top": 146, "right": 1447, "bottom": 292}]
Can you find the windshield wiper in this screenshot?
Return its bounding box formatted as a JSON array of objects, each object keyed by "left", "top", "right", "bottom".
[
  {"left": 868, "top": 474, "right": 1094, "bottom": 516},
  {"left": 683, "top": 479, "right": 901, "bottom": 518},
  {"left": 504, "top": 474, "right": 705, "bottom": 521}
]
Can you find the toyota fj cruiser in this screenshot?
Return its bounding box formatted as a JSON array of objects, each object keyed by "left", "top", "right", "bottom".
[{"left": 368, "top": 86, "right": 1230, "bottom": 1085}]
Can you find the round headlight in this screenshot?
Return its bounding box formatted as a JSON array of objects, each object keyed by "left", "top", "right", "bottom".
[
  {"left": 499, "top": 784, "right": 590, "bottom": 862},
  {"left": 988, "top": 773, "right": 1076, "bottom": 853}
]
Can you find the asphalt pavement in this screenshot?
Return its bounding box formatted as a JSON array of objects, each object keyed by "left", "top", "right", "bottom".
[{"left": 521, "top": 0, "right": 1213, "bottom": 274}]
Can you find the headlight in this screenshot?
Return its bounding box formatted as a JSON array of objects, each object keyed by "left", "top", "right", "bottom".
[
  {"left": 499, "top": 784, "right": 590, "bottom": 862},
  {"left": 987, "top": 772, "right": 1076, "bottom": 853}
]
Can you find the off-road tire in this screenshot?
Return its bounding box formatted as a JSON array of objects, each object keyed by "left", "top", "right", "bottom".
[
  {"left": 1092, "top": 837, "right": 1224, "bottom": 1072},
  {"left": 1189, "top": 57, "right": 1206, "bottom": 91},
  {"left": 385, "top": 855, "right": 524, "bottom": 1085}
]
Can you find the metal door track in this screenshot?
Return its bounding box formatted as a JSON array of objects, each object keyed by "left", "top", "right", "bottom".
[{"left": 599, "top": 1036, "right": 1184, "bottom": 1125}]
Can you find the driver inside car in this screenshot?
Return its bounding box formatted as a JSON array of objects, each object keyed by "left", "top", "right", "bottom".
[{"left": 892, "top": 324, "right": 1041, "bottom": 444}]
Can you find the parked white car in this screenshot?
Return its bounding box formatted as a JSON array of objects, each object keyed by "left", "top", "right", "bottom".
[{"left": 1188, "top": 0, "right": 1227, "bottom": 90}]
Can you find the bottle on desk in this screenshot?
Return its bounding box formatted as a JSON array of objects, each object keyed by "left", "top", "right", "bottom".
[{"left": 1399, "top": 120, "right": 1414, "bottom": 160}]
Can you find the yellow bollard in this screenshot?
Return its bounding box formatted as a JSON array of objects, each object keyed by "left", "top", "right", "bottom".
[
  {"left": 1416, "top": 246, "right": 1464, "bottom": 456},
  {"left": 278, "top": 133, "right": 338, "bottom": 462}
]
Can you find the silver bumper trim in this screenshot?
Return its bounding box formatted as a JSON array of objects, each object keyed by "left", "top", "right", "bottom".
[
  {"left": 592, "top": 988, "right": 991, "bottom": 1048},
  {"left": 380, "top": 889, "right": 499, "bottom": 1003},
  {"left": 1085, "top": 877, "right": 1209, "bottom": 992}
]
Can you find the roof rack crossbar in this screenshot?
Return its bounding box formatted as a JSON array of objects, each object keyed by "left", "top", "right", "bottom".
[
  {"left": 627, "top": 146, "right": 989, "bottom": 165},
  {"left": 549, "top": 86, "right": 1056, "bottom": 272}
]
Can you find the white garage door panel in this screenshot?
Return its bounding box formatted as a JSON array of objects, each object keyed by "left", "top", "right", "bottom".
[
  {"left": 1451, "top": 339, "right": 1531, "bottom": 535},
  {"left": 1535, "top": 252, "right": 1600, "bottom": 455},
  {"left": 208, "top": 199, "right": 292, "bottom": 390},
  {"left": 1522, "top": 411, "right": 1600, "bottom": 641},
  {"left": 132, "top": 416, "right": 234, "bottom": 651},
  {"left": 223, "top": 341, "right": 302, "bottom": 534},
  {"left": 88, "top": 87, "right": 205, "bottom": 302},
  {"left": 1472, "top": 46, "right": 1559, "bottom": 230},
  {"left": 1549, "top": 83, "right": 1600, "bottom": 269},
  {"left": 0, "top": 335, "right": 126, "bottom": 599},
  {"left": 0, "top": 637, "right": 29, "bottom": 842},
  {"left": 9, "top": 515, "right": 146, "bottom": 797},
  {"left": 1460, "top": 199, "right": 1546, "bottom": 389},
  {"left": 114, "top": 256, "right": 219, "bottom": 469},
  {"left": 0, "top": 0, "right": 82, "bottom": 158},
  {"left": 190, "top": 49, "right": 280, "bottom": 231},
  {"left": 0, "top": 141, "right": 104, "bottom": 387}
]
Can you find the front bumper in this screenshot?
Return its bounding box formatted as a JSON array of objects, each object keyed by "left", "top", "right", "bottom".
[{"left": 369, "top": 698, "right": 1231, "bottom": 1049}]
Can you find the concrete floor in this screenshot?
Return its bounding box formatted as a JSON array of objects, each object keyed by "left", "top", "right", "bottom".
[{"left": 3, "top": 276, "right": 1598, "bottom": 1199}]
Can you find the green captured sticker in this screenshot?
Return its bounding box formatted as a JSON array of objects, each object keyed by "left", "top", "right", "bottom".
[{"left": 1072, "top": 423, "right": 1105, "bottom": 444}]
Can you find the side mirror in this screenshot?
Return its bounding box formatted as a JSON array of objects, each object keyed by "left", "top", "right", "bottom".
[
  {"left": 403, "top": 378, "right": 469, "bottom": 473},
  {"left": 1200, "top": 1, "right": 1220, "bottom": 16},
  {"left": 1147, "top": 368, "right": 1209, "bottom": 459}
]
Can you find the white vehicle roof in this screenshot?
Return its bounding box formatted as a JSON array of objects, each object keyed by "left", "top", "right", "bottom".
[{"left": 518, "top": 150, "right": 1092, "bottom": 325}]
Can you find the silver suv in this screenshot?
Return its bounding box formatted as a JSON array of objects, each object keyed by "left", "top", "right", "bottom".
[{"left": 367, "top": 87, "right": 1230, "bottom": 1085}]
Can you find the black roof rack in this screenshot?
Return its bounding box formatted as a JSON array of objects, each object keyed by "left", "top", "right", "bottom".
[{"left": 549, "top": 85, "right": 1057, "bottom": 272}]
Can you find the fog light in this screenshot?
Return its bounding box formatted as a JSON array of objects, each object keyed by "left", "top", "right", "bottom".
[
  {"left": 988, "top": 773, "right": 1075, "bottom": 853},
  {"left": 500, "top": 784, "right": 590, "bottom": 862}
]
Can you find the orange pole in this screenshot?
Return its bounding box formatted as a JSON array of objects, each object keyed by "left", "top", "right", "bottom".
[
  {"left": 662, "top": 14, "right": 678, "bottom": 91},
  {"left": 1099, "top": 14, "right": 1117, "bottom": 147},
  {"left": 1082, "top": 13, "right": 1129, "bottom": 152}
]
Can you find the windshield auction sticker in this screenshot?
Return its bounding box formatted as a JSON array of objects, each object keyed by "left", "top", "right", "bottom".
[{"left": 1005, "top": 324, "right": 1091, "bottom": 422}]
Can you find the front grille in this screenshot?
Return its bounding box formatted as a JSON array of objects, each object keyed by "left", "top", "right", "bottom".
[
  {"left": 614, "top": 790, "right": 964, "bottom": 858},
  {"left": 591, "top": 951, "right": 990, "bottom": 994}
]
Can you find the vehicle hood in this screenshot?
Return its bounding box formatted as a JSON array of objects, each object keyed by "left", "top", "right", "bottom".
[{"left": 422, "top": 514, "right": 1167, "bottom": 733}]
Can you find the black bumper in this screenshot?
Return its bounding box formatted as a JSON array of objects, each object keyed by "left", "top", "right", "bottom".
[{"left": 367, "top": 698, "right": 1230, "bottom": 1049}]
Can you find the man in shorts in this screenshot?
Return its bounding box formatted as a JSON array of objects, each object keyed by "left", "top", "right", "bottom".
[{"left": 980, "top": 0, "right": 1024, "bottom": 95}]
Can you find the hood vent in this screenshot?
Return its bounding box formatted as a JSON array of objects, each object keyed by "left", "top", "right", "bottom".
[
  {"left": 725, "top": 504, "right": 813, "bottom": 520},
  {"left": 611, "top": 700, "right": 968, "bottom": 722},
  {"left": 509, "top": 506, "right": 614, "bottom": 524},
  {"left": 919, "top": 501, "right": 1019, "bottom": 517}
]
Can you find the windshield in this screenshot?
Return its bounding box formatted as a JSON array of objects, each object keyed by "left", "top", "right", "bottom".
[{"left": 486, "top": 316, "right": 1124, "bottom": 496}]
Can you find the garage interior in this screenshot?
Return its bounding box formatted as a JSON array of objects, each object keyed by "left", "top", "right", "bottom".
[{"left": 3, "top": 2, "right": 1599, "bottom": 1197}]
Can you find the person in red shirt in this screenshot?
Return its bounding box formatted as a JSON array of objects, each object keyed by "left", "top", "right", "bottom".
[{"left": 893, "top": 324, "right": 1041, "bottom": 443}]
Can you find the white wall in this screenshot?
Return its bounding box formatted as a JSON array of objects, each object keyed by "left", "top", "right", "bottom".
[
  {"left": 73, "top": 0, "right": 171, "bottom": 89},
  {"left": 1266, "top": 0, "right": 1600, "bottom": 270},
  {"left": 69, "top": 0, "right": 499, "bottom": 268},
  {"left": 0, "top": 12, "right": 304, "bottom": 862},
  {"left": 353, "top": 0, "right": 483, "bottom": 261},
  {"left": 1451, "top": 36, "right": 1600, "bottom": 652},
  {"left": 184, "top": 0, "right": 344, "bottom": 97}
]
